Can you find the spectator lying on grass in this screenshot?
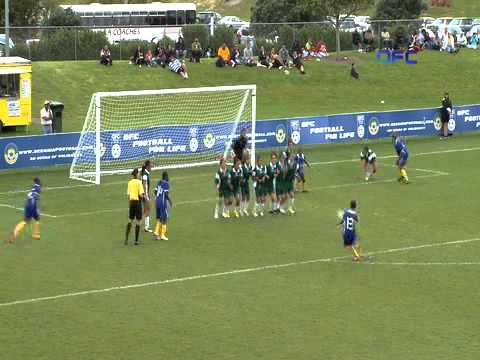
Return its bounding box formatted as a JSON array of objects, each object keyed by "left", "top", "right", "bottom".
[{"left": 168, "top": 56, "right": 189, "bottom": 79}]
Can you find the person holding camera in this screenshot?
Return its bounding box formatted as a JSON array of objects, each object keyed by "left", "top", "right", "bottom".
[
  {"left": 40, "top": 100, "right": 53, "bottom": 134},
  {"left": 441, "top": 92, "right": 453, "bottom": 138}
]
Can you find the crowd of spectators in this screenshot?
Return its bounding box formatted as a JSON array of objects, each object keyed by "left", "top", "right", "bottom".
[
  {"left": 352, "top": 26, "right": 480, "bottom": 54},
  {"left": 408, "top": 27, "right": 480, "bottom": 53},
  {"left": 213, "top": 39, "right": 327, "bottom": 74}
]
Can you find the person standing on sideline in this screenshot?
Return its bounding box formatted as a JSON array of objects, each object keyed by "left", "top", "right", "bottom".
[
  {"left": 441, "top": 92, "right": 453, "bottom": 138},
  {"left": 40, "top": 100, "right": 53, "bottom": 134},
  {"left": 126, "top": 168, "right": 144, "bottom": 246}
]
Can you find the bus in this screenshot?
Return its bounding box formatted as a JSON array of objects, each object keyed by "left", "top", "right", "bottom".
[{"left": 60, "top": 3, "right": 197, "bottom": 43}]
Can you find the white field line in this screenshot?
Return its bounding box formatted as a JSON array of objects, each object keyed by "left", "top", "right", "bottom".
[
  {"left": 0, "top": 237, "right": 478, "bottom": 308},
  {"left": 0, "top": 146, "right": 477, "bottom": 197},
  {"left": 378, "top": 163, "right": 450, "bottom": 176},
  {"left": 0, "top": 203, "right": 58, "bottom": 218},
  {"left": 343, "top": 261, "right": 480, "bottom": 266}
]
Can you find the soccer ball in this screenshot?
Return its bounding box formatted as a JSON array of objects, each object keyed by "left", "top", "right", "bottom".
[
  {"left": 336, "top": 209, "right": 344, "bottom": 220},
  {"left": 284, "top": 70, "right": 290, "bottom": 75}
]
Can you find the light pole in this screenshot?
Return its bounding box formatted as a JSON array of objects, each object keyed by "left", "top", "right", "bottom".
[{"left": 4, "top": 0, "right": 9, "bottom": 56}]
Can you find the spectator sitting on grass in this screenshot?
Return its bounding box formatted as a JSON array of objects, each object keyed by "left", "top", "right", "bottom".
[
  {"left": 168, "top": 56, "right": 189, "bottom": 79},
  {"left": 154, "top": 45, "right": 167, "bottom": 67},
  {"left": 243, "top": 43, "right": 256, "bottom": 66},
  {"left": 175, "top": 36, "right": 187, "bottom": 59},
  {"left": 279, "top": 45, "right": 289, "bottom": 67},
  {"left": 191, "top": 38, "right": 202, "bottom": 63},
  {"left": 145, "top": 49, "right": 153, "bottom": 66},
  {"left": 134, "top": 46, "right": 146, "bottom": 66},
  {"left": 217, "top": 43, "right": 234, "bottom": 67},
  {"left": 257, "top": 46, "right": 269, "bottom": 68},
  {"left": 312, "top": 41, "right": 329, "bottom": 59},
  {"left": 100, "top": 45, "right": 112, "bottom": 66},
  {"left": 467, "top": 31, "right": 479, "bottom": 49},
  {"left": 292, "top": 51, "right": 305, "bottom": 74},
  {"left": 456, "top": 31, "right": 467, "bottom": 47},
  {"left": 269, "top": 48, "right": 284, "bottom": 70},
  {"left": 232, "top": 46, "right": 242, "bottom": 65}
]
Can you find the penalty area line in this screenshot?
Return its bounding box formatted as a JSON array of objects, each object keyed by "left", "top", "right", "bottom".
[{"left": 0, "top": 237, "right": 479, "bottom": 308}]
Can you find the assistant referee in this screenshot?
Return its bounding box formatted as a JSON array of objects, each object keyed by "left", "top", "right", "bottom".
[{"left": 125, "top": 168, "right": 144, "bottom": 246}]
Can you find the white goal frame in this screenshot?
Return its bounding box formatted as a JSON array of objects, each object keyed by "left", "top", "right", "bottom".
[{"left": 69, "top": 85, "right": 256, "bottom": 184}]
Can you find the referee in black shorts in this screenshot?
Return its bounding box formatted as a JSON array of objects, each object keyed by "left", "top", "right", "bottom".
[{"left": 126, "top": 168, "right": 144, "bottom": 245}]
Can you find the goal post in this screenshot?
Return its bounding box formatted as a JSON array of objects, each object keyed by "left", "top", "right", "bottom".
[{"left": 69, "top": 85, "right": 256, "bottom": 184}]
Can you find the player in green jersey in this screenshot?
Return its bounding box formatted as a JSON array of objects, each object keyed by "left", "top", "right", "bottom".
[
  {"left": 230, "top": 159, "right": 243, "bottom": 218},
  {"left": 252, "top": 156, "right": 267, "bottom": 217},
  {"left": 241, "top": 154, "right": 253, "bottom": 216},
  {"left": 266, "top": 152, "right": 281, "bottom": 214},
  {"left": 214, "top": 158, "right": 233, "bottom": 219}
]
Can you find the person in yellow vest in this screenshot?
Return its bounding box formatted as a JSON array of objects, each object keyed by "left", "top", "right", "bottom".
[{"left": 126, "top": 168, "right": 144, "bottom": 246}]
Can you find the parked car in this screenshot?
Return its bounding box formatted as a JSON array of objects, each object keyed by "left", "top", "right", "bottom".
[
  {"left": 446, "top": 17, "right": 475, "bottom": 34},
  {"left": 466, "top": 25, "right": 480, "bottom": 39},
  {"left": 339, "top": 20, "right": 361, "bottom": 33},
  {"left": 197, "top": 11, "right": 221, "bottom": 25},
  {"left": 354, "top": 15, "right": 371, "bottom": 30},
  {"left": 427, "top": 17, "right": 453, "bottom": 31},
  {"left": 420, "top": 17, "right": 435, "bottom": 28},
  {"left": 218, "top": 16, "right": 249, "bottom": 30}
]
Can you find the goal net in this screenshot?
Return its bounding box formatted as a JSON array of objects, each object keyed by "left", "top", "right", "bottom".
[{"left": 69, "top": 85, "right": 256, "bottom": 184}]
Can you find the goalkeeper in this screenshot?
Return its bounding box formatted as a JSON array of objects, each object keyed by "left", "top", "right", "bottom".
[{"left": 232, "top": 128, "right": 248, "bottom": 163}]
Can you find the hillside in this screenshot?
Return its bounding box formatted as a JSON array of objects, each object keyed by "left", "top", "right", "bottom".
[{"left": 25, "top": 50, "right": 480, "bottom": 134}]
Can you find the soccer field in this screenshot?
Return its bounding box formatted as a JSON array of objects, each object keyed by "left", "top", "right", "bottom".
[{"left": 1, "top": 133, "right": 480, "bottom": 359}]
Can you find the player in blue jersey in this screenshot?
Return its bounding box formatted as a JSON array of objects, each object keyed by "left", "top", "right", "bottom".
[
  {"left": 154, "top": 171, "right": 173, "bottom": 241},
  {"left": 338, "top": 200, "right": 362, "bottom": 261},
  {"left": 295, "top": 148, "right": 310, "bottom": 192},
  {"left": 393, "top": 133, "right": 409, "bottom": 184},
  {"left": 8, "top": 178, "right": 42, "bottom": 243}
]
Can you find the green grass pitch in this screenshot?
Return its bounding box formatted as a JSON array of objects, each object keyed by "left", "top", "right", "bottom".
[{"left": 1, "top": 132, "right": 480, "bottom": 359}]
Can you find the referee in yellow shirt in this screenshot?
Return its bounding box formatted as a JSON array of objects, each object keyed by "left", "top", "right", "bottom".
[{"left": 126, "top": 168, "right": 144, "bottom": 245}]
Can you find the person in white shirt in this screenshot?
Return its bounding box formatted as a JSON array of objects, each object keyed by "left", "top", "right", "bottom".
[{"left": 40, "top": 100, "right": 53, "bottom": 134}]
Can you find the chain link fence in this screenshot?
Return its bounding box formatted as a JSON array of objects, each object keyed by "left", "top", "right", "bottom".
[{"left": 3, "top": 20, "right": 428, "bottom": 61}]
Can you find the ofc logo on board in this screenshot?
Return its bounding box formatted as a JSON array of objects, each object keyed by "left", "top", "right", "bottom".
[
  {"left": 376, "top": 50, "right": 417, "bottom": 65},
  {"left": 4, "top": 143, "right": 19, "bottom": 165}
]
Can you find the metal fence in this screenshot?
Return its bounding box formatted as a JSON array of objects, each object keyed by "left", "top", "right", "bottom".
[{"left": 2, "top": 19, "right": 429, "bottom": 61}]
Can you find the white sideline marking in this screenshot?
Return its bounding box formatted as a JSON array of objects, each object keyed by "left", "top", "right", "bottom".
[
  {"left": 0, "top": 203, "right": 58, "bottom": 218},
  {"left": 0, "top": 237, "right": 478, "bottom": 308},
  {"left": 0, "top": 146, "right": 477, "bottom": 197},
  {"left": 343, "top": 261, "right": 480, "bottom": 266}
]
